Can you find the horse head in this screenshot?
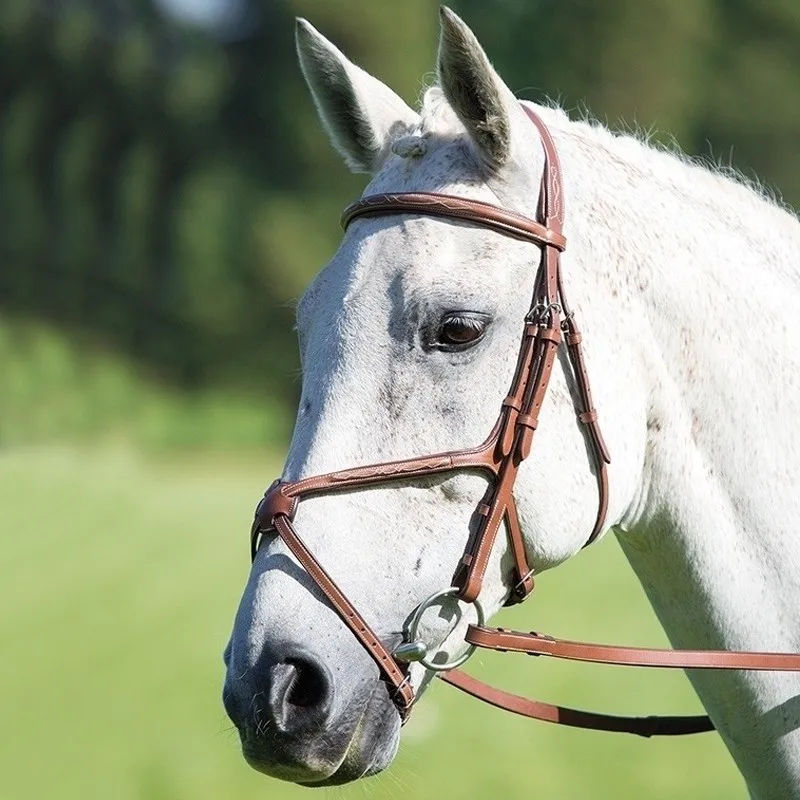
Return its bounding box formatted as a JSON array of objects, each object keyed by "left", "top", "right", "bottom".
[{"left": 223, "top": 7, "right": 643, "bottom": 785}]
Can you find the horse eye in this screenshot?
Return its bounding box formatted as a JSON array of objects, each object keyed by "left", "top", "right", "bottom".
[{"left": 436, "top": 313, "right": 487, "bottom": 349}]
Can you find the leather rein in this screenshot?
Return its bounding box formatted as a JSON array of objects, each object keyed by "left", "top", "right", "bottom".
[{"left": 250, "top": 105, "right": 800, "bottom": 737}]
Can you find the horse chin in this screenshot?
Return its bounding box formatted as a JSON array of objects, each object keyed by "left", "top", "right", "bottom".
[
  {"left": 298, "top": 732, "right": 399, "bottom": 786},
  {"left": 242, "top": 680, "right": 401, "bottom": 787},
  {"left": 300, "top": 689, "right": 401, "bottom": 787}
]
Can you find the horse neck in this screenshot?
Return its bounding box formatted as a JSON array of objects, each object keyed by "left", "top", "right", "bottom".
[{"left": 561, "top": 118, "right": 800, "bottom": 793}]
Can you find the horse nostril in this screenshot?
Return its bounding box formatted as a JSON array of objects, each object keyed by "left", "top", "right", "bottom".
[
  {"left": 285, "top": 657, "right": 325, "bottom": 708},
  {"left": 269, "top": 653, "right": 333, "bottom": 733}
]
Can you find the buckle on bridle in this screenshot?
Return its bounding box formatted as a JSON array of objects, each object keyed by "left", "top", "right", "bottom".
[{"left": 526, "top": 301, "right": 562, "bottom": 326}]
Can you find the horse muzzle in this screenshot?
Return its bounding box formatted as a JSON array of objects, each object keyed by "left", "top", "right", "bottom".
[{"left": 223, "top": 642, "right": 401, "bottom": 785}]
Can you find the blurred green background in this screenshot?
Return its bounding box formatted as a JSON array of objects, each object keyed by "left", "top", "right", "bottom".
[{"left": 2, "top": 1, "right": 799, "bottom": 798}]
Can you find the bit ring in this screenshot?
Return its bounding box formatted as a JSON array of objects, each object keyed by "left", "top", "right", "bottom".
[{"left": 396, "top": 586, "right": 485, "bottom": 672}]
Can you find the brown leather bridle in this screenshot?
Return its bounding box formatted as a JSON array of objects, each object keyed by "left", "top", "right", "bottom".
[{"left": 250, "top": 106, "right": 800, "bottom": 737}]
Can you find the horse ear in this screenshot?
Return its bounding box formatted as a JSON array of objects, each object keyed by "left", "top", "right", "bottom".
[
  {"left": 437, "top": 7, "right": 519, "bottom": 170},
  {"left": 296, "top": 19, "right": 419, "bottom": 173}
]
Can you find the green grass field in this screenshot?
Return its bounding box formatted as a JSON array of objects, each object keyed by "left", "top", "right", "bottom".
[{"left": 1, "top": 444, "right": 745, "bottom": 799}]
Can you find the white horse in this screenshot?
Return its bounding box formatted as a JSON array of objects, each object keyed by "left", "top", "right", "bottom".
[{"left": 223, "top": 8, "right": 800, "bottom": 797}]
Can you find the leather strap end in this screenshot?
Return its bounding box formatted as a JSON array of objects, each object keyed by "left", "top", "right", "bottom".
[
  {"left": 517, "top": 427, "right": 534, "bottom": 460},
  {"left": 591, "top": 423, "right": 612, "bottom": 464},
  {"left": 499, "top": 417, "right": 517, "bottom": 458}
]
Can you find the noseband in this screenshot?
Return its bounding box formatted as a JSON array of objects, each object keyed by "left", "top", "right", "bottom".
[{"left": 250, "top": 106, "right": 800, "bottom": 735}]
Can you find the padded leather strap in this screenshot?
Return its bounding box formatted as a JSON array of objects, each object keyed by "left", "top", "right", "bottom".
[
  {"left": 465, "top": 625, "right": 800, "bottom": 670},
  {"left": 439, "top": 669, "right": 714, "bottom": 736},
  {"left": 252, "top": 494, "right": 415, "bottom": 718},
  {"left": 342, "top": 192, "right": 566, "bottom": 250}
]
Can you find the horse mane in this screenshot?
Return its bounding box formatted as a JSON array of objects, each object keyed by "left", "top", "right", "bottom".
[
  {"left": 563, "top": 108, "right": 796, "bottom": 220},
  {"left": 410, "top": 86, "right": 798, "bottom": 229}
]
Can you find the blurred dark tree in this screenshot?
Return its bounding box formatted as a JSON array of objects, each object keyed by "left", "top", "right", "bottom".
[
  {"left": 0, "top": 0, "right": 798, "bottom": 422},
  {"left": 0, "top": 0, "right": 435, "bottom": 401}
]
